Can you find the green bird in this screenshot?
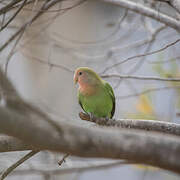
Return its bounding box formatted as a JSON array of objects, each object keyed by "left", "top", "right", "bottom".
[{"left": 74, "top": 67, "right": 115, "bottom": 118}]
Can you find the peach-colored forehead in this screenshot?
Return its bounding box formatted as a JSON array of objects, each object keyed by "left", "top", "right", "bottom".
[
  {"left": 74, "top": 69, "right": 78, "bottom": 77},
  {"left": 75, "top": 69, "right": 80, "bottom": 74}
]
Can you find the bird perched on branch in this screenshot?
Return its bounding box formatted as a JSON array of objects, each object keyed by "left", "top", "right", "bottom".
[{"left": 74, "top": 67, "right": 115, "bottom": 118}]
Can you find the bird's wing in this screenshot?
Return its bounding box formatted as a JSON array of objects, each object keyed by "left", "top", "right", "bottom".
[
  {"left": 78, "top": 91, "right": 87, "bottom": 113},
  {"left": 104, "top": 82, "right": 115, "bottom": 118}
]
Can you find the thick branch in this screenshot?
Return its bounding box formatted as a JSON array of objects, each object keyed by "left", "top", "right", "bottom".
[
  {"left": 1, "top": 70, "right": 180, "bottom": 173},
  {"left": 79, "top": 112, "right": 180, "bottom": 136},
  {"left": 2, "top": 106, "right": 180, "bottom": 174},
  {"left": 0, "top": 136, "right": 33, "bottom": 152},
  {"left": 100, "top": 0, "right": 180, "bottom": 31}
]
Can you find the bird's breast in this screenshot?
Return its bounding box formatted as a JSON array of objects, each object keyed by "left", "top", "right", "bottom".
[{"left": 79, "top": 85, "right": 98, "bottom": 96}]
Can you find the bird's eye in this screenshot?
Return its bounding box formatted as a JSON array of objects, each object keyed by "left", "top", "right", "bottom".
[{"left": 79, "top": 72, "right": 82, "bottom": 75}]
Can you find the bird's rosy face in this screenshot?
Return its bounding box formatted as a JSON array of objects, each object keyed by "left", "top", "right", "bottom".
[{"left": 74, "top": 69, "right": 87, "bottom": 86}]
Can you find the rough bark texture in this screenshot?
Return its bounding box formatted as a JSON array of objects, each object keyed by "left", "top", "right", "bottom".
[
  {"left": 0, "top": 136, "right": 33, "bottom": 152},
  {"left": 79, "top": 112, "right": 180, "bottom": 136},
  {"left": 0, "top": 67, "right": 180, "bottom": 173}
]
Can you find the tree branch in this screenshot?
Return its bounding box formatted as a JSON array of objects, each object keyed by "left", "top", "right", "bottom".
[
  {"left": 0, "top": 150, "right": 39, "bottom": 180},
  {"left": 2, "top": 105, "right": 180, "bottom": 174},
  {"left": 101, "top": 74, "right": 180, "bottom": 82},
  {"left": 154, "top": 0, "right": 180, "bottom": 14},
  {"left": 117, "top": 86, "right": 180, "bottom": 99},
  {"left": 99, "top": 0, "right": 180, "bottom": 31},
  {"left": 102, "top": 38, "right": 180, "bottom": 74},
  {"left": 11, "top": 160, "right": 132, "bottom": 176},
  {"left": 1, "top": 69, "right": 180, "bottom": 173},
  {"left": 79, "top": 112, "right": 180, "bottom": 136},
  {"left": 58, "top": 154, "right": 69, "bottom": 166},
  {"left": 0, "top": 136, "right": 33, "bottom": 152},
  {"left": 0, "top": 0, "right": 28, "bottom": 32},
  {"left": 0, "top": 0, "right": 66, "bottom": 53}
]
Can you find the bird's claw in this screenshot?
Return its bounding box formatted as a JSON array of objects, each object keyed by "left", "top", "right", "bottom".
[
  {"left": 88, "top": 112, "right": 95, "bottom": 121},
  {"left": 105, "top": 117, "right": 109, "bottom": 121}
]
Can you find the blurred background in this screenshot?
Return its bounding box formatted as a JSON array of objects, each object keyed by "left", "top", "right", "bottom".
[{"left": 0, "top": 0, "right": 180, "bottom": 179}]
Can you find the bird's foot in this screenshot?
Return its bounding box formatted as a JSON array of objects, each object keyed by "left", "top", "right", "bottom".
[
  {"left": 88, "top": 112, "right": 95, "bottom": 122},
  {"left": 105, "top": 116, "right": 110, "bottom": 121}
]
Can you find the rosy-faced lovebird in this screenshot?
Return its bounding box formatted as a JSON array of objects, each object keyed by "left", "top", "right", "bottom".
[{"left": 74, "top": 67, "right": 115, "bottom": 118}]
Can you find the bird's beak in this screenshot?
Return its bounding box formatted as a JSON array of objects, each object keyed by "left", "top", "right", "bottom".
[{"left": 73, "top": 75, "right": 78, "bottom": 84}]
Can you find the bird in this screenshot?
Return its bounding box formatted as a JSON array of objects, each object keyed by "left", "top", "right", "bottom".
[{"left": 74, "top": 67, "right": 115, "bottom": 118}]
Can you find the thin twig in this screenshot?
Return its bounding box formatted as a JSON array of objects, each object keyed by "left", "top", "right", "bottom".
[
  {"left": 101, "top": 74, "right": 180, "bottom": 82},
  {"left": 0, "top": 150, "right": 39, "bottom": 180},
  {"left": 58, "top": 154, "right": 69, "bottom": 166},
  {"left": 100, "top": 0, "right": 180, "bottom": 30},
  {"left": 0, "top": 0, "right": 27, "bottom": 32},
  {"left": 4, "top": 27, "right": 26, "bottom": 75},
  {"left": 113, "top": 24, "right": 166, "bottom": 89},
  {"left": 0, "top": 0, "right": 25, "bottom": 16},
  {"left": 21, "top": 52, "right": 74, "bottom": 73},
  {"left": 12, "top": 160, "right": 134, "bottom": 176},
  {"left": 102, "top": 38, "right": 180, "bottom": 74},
  {"left": 0, "top": 0, "right": 74, "bottom": 53},
  {"left": 117, "top": 86, "right": 180, "bottom": 99},
  {"left": 155, "top": 0, "right": 180, "bottom": 14}
]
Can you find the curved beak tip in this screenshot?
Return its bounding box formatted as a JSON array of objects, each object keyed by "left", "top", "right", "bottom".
[{"left": 73, "top": 77, "right": 78, "bottom": 84}]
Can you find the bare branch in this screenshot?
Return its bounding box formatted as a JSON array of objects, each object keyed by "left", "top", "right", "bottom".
[
  {"left": 21, "top": 0, "right": 86, "bottom": 13},
  {"left": 0, "top": 150, "right": 39, "bottom": 180},
  {"left": 0, "top": 0, "right": 27, "bottom": 32},
  {"left": 0, "top": 67, "right": 180, "bottom": 173},
  {"left": 0, "top": 136, "right": 33, "bottom": 152},
  {"left": 22, "top": 52, "right": 74, "bottom": 73},
  {"left": 12, "top": 160, "right": 132, "bottom": 176},
  {"left": 154, "top": 0, "right": 180, "bottom": 14},
  {"left": 0, "top": 0, "right": 71, "bottom": 53},
  {"left": 101, "top": 74, "right": 180, "bottom": 82},
  {"left": 0, "top": 0, "right": 25, "bottom": 15},
  {"left": 99, "top": 0, "right": 180, "bottom": 31},
  {"left": 5, "top": 27, "right": 26, "bottom": 75},
  {"left": 2, "top": 100, "right": 180, "bottom": 174},
  {"left": 0, "top": 0, "right": 180, "bottom": 176},
  {"left": 58, "top": 154, "right": 69, "bottom": 166},
  {"left": 79, "top": 112, "right": 180, "bottom": 136},
  {"left": 102, "top": 38, "right": 180, "bottom": 74},
  {"left": 117, "top": 86, "right": 180, "bottom": 99}
]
